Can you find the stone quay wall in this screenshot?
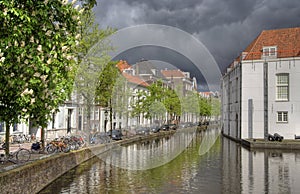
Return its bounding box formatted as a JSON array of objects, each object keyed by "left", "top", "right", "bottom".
[{"left": 0, "top": 130, "right": 177, "bottom": 194}]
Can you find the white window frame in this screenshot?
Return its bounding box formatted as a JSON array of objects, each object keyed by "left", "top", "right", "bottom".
[
  {"left": 276, "top": 73, "right": 289, "bottom": 101},
  {"left": 277, "top": 111, "right": 288, "bottom": 123},
  {"left": 95, "top": 108, "right": 99, "bottom": 121},
  {"left": 262, "top": 46, "right": 277, "bottom": 58}
]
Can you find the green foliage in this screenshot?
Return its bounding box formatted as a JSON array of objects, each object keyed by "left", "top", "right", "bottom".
[
  {"left": 210, "top": 97, "right": 221, "bottom": 116},
  {"left": 0, "top": 0, "right": 82, "bottom": 128},
  {"left": 73, "top": 7, "right": 115, "bottom": 131},
  {"left": 199, "top": 96, "right": 211, "bottom": 118},
  {"left": 76, "top": 9, "right": 115, "bottom": 60},
  {"left": 131, "top": 80, "right": 181, "bottom": 122},
  {"left": 182, "top": 91, "right": 199, "bottom": 114},
  {"left": 80, "top": 0, "right": 97, "bottom": 10},
  {"left": 163, "top": 88, "right": 181, "bottom": 118},
  {"left": 95, "top": 61, "right": 120, "bottom": 107},
  {"left": 130, "top": 90, "right": 146, "bottom": 119},
  {"left": 198, "top": 95, "right": 221, "bottom": 119},
  {"left": 111, "top": 75, "right": 131, "bottom": 118}
]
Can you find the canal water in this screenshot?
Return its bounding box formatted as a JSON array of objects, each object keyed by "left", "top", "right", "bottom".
[{"left": 39, "top": 127, "right": 300, "bottom": 194}]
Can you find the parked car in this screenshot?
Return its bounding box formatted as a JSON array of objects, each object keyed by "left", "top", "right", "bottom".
[
  {"left": 91, "top": 132, "right": 111, "bottom": 144},
  {"left": 160, "top": 124, "right": 170, "bottom": 131},
  {"left": 169, "top": 124, "right": 178, "bottom": 130},
  {"left": 136, "top": 127, "right": 150, "bottom": 135},
  {"left": 178, "top": 123, "right": 188, "bottom": 129},
  {"left": 150, "top": 126, "right": 160, "bottom": 133},
  {"left": 109, "top": 130, "right": 123, "bottom": 140}
]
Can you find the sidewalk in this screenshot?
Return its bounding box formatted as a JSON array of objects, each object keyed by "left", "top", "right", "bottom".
[{"left": 0, "top": 142, "right": 49, "bottom": 172}]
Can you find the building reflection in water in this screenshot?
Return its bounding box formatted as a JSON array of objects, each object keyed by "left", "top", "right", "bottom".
[
  {"left": 99, "top": 128, "right": 197, "bottom": 170},
  {"left": 222, "top": 137, "right": 300, "bottom": 194}
]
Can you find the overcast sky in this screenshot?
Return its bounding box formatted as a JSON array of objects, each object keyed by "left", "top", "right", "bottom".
[{"left": 93, "top": 0, "right": 300, "bottom": 73}]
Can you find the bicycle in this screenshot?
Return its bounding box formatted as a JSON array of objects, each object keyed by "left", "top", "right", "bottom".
[
  {"left": 0, "top": 143, "right": 31, "bottom": 164},
  {"left": 46, "top": 139, "right": 70, "bottom": 154},
  {"left": 31, "top": 141, "right": 45, "bottom": 154}
]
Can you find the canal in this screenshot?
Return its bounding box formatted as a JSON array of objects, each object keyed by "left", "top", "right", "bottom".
[{"left": 39, "top": 127, "right": 300, "bottom": 194}]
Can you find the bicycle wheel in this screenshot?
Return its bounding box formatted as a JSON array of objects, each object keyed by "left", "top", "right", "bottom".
[
  {"left": 46, "top": 144, "right": 56, "bottom": 154},
  {"left": 16, "top": 149, "right": 31, "bottom": 163},
  {"left": 61, "top": 145, "right": 70, "bottom": 153},
  {"left": 69, "top": 142, "right": 78, "bottom": 150}
]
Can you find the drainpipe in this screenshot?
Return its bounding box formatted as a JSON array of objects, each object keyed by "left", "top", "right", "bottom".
[{"left": 263, "top": 62, "right": 268, "bottom": 140}]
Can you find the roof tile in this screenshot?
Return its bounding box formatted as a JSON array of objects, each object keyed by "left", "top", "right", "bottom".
[
  {"left": 117, "top": 60, "right": 131, "bottom": 71},
  {"left": 161, "top": 69, "right": 185, "bottom": 78},
  {"left": 122, "top": 72, "right": 149, "bottom": 87},
  {"left": 243, "top": 27, "right": 300, "bottom": 60}
]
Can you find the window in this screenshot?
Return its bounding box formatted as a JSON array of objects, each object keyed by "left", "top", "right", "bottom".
[
  {"left": 276, "top": 74, "right": 289, "bottom": 101},
  {"left": 277, "top": 111, "right": 288, "bottom": 123},
  {"left": 13, "top": 123, "right": 18, "bottom": 131},
  {"left": 95, "top": 109, "right": 99, "bottom": 120},
  {"left": 262, "top": 46, "right": 277, "bottom": 58},
  {"left": 0, "top": 122, "right": 4, "bottom": 132}
]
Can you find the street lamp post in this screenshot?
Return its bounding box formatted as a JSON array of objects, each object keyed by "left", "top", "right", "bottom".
[{"left": 104, "top": 110, "right": 108, "bottom": 134}]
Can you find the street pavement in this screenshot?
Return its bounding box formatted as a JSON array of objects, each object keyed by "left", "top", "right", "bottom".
[{"left": 0, "top": 142, "right": 49, "bottom": 172}]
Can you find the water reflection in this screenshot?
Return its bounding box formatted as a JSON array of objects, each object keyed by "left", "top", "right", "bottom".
[
  {"left": 100, "top": 128, "right": 197, "bottom": 170},
  {"left": 222, "top": 137, "right": 300, "bottom": 194},
  {"left": 40, "top": 127, "right": 300, "bottom": 194}
]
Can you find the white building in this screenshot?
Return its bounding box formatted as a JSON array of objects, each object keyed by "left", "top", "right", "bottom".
[{"left": 221, "top": 27, "right": 300, "bottom": 140}]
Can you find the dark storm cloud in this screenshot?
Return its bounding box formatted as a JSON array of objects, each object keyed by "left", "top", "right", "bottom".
[
  {"left": 124, "top": 0, "right": 260, "bottom": 33},
  {"left": 94, "top": 0, "right": 300, "bottom": 71}
]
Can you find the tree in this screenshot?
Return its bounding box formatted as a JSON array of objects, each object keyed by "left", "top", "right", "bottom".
[
  {"left": 163, "top": 88, "right": 181, "bottom": 123},
  {"left": 74, "top": 6, "right": 115, "bottom": 134},
  {"left": 210, "top": 97, "right": 221, "bottom": 120},
  {"left": 111, "top": 74, "right": 131, "bottom": 129},
  {"left": 0, "top": 0, "right": 83, "bottom": 154},
  {"left": 130, "top": 81, "right": 164, "bottom": 124},
  {"left": 131, "top": 80, "right": 182, "bottom": 125},
  {"left": 199, "top": 96, "right": 211, "bottom": 122},
  {"left": 130, "top": 89, "right": 148, "bottom": 125},
  {"left": 95, "top": 61, "right": 120, "bottom": 132}
]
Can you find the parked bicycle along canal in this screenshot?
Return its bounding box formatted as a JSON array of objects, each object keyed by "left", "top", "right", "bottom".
[{"left": 40, "top": 126, "right": 300, "bottom": 194}]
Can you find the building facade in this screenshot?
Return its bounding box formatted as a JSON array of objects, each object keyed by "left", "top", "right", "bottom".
[
  {"left": 221, "top": 27, "right": 300, "bottom": 140},
  {"left": 0, "top": 59, "right": 200, "bottom": 141}
]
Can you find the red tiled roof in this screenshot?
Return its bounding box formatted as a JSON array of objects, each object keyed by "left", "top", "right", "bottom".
[
  {"left": 122, "top": 72, "right": 149, "bottom": 87},
  {"left": 243, "top": 27, "right": 300, "bottom": 60},
  {"left": 117, "top": 60, "right": 131, "bottom": 71},
  {"left": 161, "top": 69, "right": 185, "bottom": 78}
]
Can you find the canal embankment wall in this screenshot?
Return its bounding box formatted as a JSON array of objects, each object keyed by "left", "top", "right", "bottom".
[{"left": 0, "top": 130, "right": 178, "bottom": 194}]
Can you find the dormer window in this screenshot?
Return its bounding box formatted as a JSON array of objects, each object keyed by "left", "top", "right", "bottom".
[
  {"left": 124, "top": 69, "right": 134, "bottom": 75},
  {"left": 262, "top": 46, "right": 277, "bottom": 58}
]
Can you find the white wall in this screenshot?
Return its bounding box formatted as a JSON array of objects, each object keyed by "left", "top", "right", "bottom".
[
  {"left": 240, "top": 57, "right": 300, "bottom": 139},
  {"left": 268, "top": 58, "right": 300, "bottom": 139},
  {"left": 221, "top": 64, "right": 241, "bottom": 139},
  {"left": 241, "top": 61, "right": 264, "bottom": 139}
]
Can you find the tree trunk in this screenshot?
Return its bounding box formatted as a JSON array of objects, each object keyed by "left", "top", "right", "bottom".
[
  {"left": 41, "top": 127, "right": 45, "bottom": 149},
  {"left": 110, "top": 98, "right": 113, "bottom": 131},
  {"left": 5, "top": 123, "right": 10, "bottom": 156},
  {"left": 86, "top": 104, "right": 91, "bottom": 131}
]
